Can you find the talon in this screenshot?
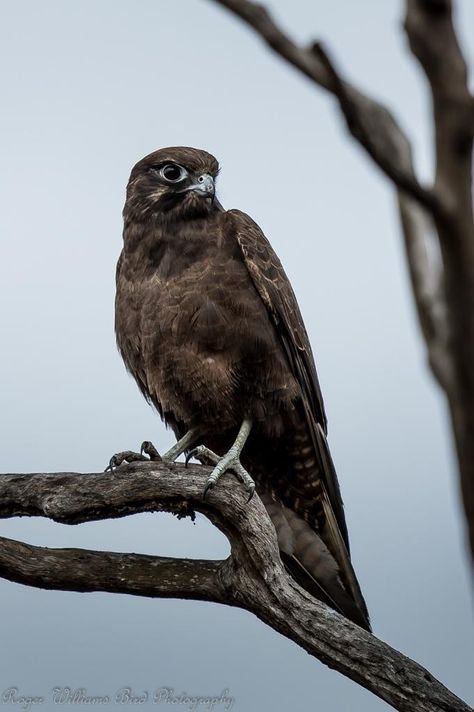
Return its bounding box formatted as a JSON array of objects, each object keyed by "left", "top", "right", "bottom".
[
  {"left": 246, "top": 483, "right": 255, "bottom": 502},
  {"left": 203, "top": 480, "right": 214, "bottom": 499},
  {"left": 181, "top": 420, "right": 255, "bottom": 501},
  {"left": 104, "top": 456, "right": 118, "bottom": 473},
  {"left": 140, "top": 441, "right": 161, "bottom": 460},
  {"left": 185, "top": 448, "right": 198, "bottom": 467}
]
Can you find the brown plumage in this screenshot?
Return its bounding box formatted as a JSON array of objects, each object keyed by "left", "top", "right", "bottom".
[{"left": 115, "top": 146, "right": 370, "bottom": 630}]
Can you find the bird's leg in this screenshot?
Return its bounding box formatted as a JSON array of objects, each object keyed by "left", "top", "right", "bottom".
[
  {"left": 186, "top": 418, "right": 255, "bottom": 501},
  {"left": 160, "top": 427, "right": 200, "bottom": 462},
  {"left": 105, "top": 429, "right": 199, "bottom": 472}
]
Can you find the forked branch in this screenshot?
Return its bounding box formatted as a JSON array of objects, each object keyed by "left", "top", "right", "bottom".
[{"left": 0, "top": 463, "right": 471, "bottom": 712}]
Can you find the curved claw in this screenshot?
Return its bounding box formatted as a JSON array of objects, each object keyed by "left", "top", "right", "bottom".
[
  {"left": 140, "top": 441, "right": 161, "bottom": 460},
  {"left": 185, "top": 448, "right": 197, "bottom": 467},
  {"left": 104, "top": 456, "right": 118, "bottom": 473},
  {"left": 203, "top": 480, "right": 214, "bottom": 499},
  {"left": 246, "top": 483, "right": 256, "bottom": 503}
]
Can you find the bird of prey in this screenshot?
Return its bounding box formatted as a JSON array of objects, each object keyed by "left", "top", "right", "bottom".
[{"left": 112, "top": 146, "right": 370, "bottom": 631}]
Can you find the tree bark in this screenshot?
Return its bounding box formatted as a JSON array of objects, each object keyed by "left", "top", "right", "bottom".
[{"left": 0, "top": 462, "right": 471, "bottom": 712}]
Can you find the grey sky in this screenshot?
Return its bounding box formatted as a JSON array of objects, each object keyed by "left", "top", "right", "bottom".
[{"left": 0, "top": 1, "right": 473, "bottom": 710}]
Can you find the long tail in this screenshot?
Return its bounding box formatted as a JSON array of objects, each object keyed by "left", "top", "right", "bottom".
[{"left": 260, "top": 490, "right": 371, "bottom": 630}]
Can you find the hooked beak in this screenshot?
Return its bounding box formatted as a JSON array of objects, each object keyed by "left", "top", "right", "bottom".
[{"left": 185, "top": 173, "right": 215, "bottom": 199}]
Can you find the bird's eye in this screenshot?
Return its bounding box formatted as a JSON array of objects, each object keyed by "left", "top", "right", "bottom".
[{"left": 160, "top": 164, "right": 186, "bottom": 183}]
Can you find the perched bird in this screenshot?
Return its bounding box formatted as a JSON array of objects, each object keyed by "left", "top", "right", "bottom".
[{"left": 112, "top": 146, "right": 370, "bottom": 630}]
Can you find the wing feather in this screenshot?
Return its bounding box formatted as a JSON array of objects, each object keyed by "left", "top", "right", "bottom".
[
  {"left": 228, "top": 209, "right": 369, "bottom": 628},
  {"left": 228, "top": 209, "right": 347, "bottom": 540}
]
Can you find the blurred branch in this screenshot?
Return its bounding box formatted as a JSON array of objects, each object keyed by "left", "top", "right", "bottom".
[
  {"left": 0, "top": 463, "right": 472, "bottom": 712},
  {"left": 210, "top": 0, "right": 442, "bottom": 214},
  {"left": 208, "top": 0, "right": 474, "bottom": 561},
  {"left": 208, "top": 0, "right": 451, "bottom": 388},
  {"left": 405, "top": 0, "right": 474, "bottom": 562}
]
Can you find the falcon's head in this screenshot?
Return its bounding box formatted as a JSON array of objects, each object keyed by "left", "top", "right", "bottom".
[{"left": 125, "top": 146, "right": 221, "bottom": 222}]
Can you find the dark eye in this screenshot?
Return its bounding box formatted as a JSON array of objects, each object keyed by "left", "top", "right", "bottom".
[{"left": 160, "top": 163, "right": 186, "bottom": 183}]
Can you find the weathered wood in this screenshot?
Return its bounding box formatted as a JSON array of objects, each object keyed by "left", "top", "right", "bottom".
[{"left": 0, "top": 463, "right": 471, "bottom": 712}]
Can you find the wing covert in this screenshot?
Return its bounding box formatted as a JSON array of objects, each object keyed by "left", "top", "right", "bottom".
[{"left": 228, "top": 209, "right": 350, "bottom": 551}]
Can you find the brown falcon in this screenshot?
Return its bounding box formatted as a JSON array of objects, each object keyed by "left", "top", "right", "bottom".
[{"left": 112, "top": 146, "right": 370, "bottom": 631}]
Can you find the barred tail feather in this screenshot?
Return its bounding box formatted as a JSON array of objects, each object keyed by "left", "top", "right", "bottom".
[{"left": 261, "top": 491, "right": 371, "bottom": 631}]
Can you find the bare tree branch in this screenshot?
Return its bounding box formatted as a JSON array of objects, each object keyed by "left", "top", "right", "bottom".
[
  {"left": 397, "top": 194, "right": 454, "bottom": 389},
  {"left": 208, "top": 0, "right": 450, "bottom": 387},
  {"left": 1, "top": 4, "right": 470, "bottom": 711},
  {"left": 0, "top": 462, "right": 472, "bottom": 712},
  {"left": 208, "top": 0, "right": 474, "bottom": 560},
  {"left": 0, "top": 536, "right": 225, "bottom": 602},
  {"left": 311, "top": 41, "right": 445, "bottom": 217},
  {"left": 211, "top": 0, "right": 441, "bottom": 215},
  {"left": 405, "top": 0, "right": 474, "bottom": 561}
]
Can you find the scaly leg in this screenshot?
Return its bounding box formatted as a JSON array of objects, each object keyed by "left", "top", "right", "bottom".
[
  {"left": 159, "top": 427, "right": 200, "bottom": 462},
  {"left": 186, "top": 418, "right": 255, "bottom": 501}
]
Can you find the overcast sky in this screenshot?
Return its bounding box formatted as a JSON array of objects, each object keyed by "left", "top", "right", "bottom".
[{"left": 0, "top": 1, "right": 473, "bottom": 710}]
